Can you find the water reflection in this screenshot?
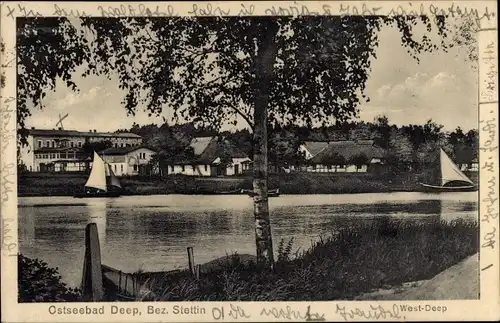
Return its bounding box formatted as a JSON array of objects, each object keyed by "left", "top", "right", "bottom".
[
  {"left": 18, "top": 192, "right": 478, "bottom": 287},
  {"left": 19, "top": 206, "right": 36, "bottom": 246},
  {"left": 86, "top": 198, "right": 107, "bottom": 244}
]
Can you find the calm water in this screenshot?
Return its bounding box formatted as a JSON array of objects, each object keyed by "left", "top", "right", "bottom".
[{"left": 18, "top": 192, "right": 478, "bottom": 287}]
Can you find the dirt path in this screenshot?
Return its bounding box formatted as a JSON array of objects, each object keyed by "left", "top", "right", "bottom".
[{"left": 356, "top": 253, "right": 479, "bottom": 300}]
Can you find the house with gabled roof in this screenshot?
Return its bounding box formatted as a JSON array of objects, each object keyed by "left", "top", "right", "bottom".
[
  {"left": 297, "top": 140, "right": 386, "bottom": 173},
  {"left": 99, "top": 145, "right": 156, "bottom": 176},
  {"left": 298, "top": 141, "right": 329, "bottom": 160},
  {"left": 168, "top": 136, "right": 252, "bottom": 176}
]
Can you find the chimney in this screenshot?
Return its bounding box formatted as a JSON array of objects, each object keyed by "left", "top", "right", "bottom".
[
  {"left": 94, "top": 129, "right": 97, "bottom": 133},
  {"left": 89, "top": 129, "right": 92, "bottom": 133}
]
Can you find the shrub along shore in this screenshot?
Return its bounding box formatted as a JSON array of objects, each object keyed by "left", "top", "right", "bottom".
[
  {"left": 19, "top": 218, "right": 478, "bottom": 302},
  {"left": 17, "top": 171, "right": 466, "bottom": 197}
]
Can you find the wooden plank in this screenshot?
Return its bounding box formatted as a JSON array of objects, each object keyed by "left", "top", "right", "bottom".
[
  {"left": 187, "top": 247, "right": 195, "bottom": 276},
  {"left": 102, "top": 266, "right": 139, "bottom": 298},
  {"left": 81, "top": 223, "right": 104, "bottom": 301}
]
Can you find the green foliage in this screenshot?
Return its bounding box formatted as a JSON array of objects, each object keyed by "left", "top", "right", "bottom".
[
  {"left": 348, "top": 153, "right": 369, "bottom": 167},
  {"left": 18, "top": 254, "right": 81, "bottom": 302},
  {"left": 81, "top": 140, "right": 113, "bottom": 155},
  {"left": 268, "top": 127, "right": 304, "bottom": 166}
]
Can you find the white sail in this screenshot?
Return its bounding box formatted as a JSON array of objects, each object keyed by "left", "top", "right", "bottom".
[
  {"left": 106, "top": 164, "right": 122, "bottom": 189},
  {"left": 85, "top": 152, "right": 107, "bottom": 191},
  {"left": 440, "top": 148, "right": 474, "bottom": 186}
]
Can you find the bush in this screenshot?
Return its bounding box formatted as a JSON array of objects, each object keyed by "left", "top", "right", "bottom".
[{"left": 18, "top": 254, "right": 81, "bottom": 302}]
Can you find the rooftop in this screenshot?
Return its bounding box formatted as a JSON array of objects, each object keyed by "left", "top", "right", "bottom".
[
  {"left": 307, "top": 140, "right": 386, "bottom": 164},
  {"left": 302, "top": 141, "right": 329, "bottom": 157},
  {"left": 190, "top": 137, "right": 214, "bottom": 155},
  {"left": 99, "top": 145, "right": 155, "bottom": 156},
  {"left": 178, "top": 136, "right": 249, "bottom": 164},
  {"left": 28, "top": 128, "right": 142, "bottom": 139}
]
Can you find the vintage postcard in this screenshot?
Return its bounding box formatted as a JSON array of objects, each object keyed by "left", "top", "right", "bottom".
[{"left": 1, "top": 0, "right": 498, "bottom": 322}]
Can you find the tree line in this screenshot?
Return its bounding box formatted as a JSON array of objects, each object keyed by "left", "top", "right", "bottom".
[{"left": 115, "top": 115, "right": 478, "bottom": 172}]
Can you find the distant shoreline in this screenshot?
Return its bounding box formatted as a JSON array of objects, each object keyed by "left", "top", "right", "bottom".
[{"left": 18, "top": 171, "right": 477, "bottom": 197}]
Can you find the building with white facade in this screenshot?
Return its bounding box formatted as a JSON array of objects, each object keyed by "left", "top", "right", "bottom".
[
  {"left": 19, "top": 127, "right": 143, "bottom": 172},
  {"left": 100, "top": 146, "right": 156, "bottom": 176},
  {"left": 169, "top": 136, "right": 252, "bottom": 176},
  {"left": 297, "top": 140, "right": 386, "bottom": 173}
]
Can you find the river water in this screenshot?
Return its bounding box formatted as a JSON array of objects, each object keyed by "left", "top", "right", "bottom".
[{"left": 18, "top": 192, "right": 478, "bottom": 287}]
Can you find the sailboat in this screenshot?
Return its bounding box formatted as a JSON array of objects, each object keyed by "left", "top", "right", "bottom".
[
  {"left": 74, "top": 151, "right": 122, "bottom": 198},
  {"left": 420, "top": 148, "right": 477, "bottom": 192}
]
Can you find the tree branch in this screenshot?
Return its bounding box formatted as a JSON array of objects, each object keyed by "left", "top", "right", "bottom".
[{"left": 230, "top": 104, "right": 254, "bottom": 131}]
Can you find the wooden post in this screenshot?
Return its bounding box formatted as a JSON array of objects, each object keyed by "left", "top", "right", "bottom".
[
  {"left": 81, "top": 223, "right": 104, "bottom": 301},
  {"left": 195, "top": 264, "right": 200, "bottom": 280},
  {"left": 187, "top": 247, "right": 195, "bottom": 276}
]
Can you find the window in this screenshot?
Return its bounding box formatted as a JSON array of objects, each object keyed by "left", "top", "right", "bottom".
[
  {"left": 114, "top": 143, "right": 118, "bottom": 148},
  {"left": 51, "top": 141, "right": 55, "bottom": 148},
  {"left": 182, "top": 165, "right": 185, "bottom": 172},
  {"left": 204, "top": 165, "right": 208, "bottom": 171},
  {"left": 38, "top": 140, "right": 42, "bottom": 148},
  {"left": 46, "top": 140, "right": 50, "bottom": 147},
  {"left": 114, "top": 164, "right": 117, "bottom": 172},
  {"left": 120, "top": 165, "right": 123, "bottom": 172},
  {"left": 78, "top": 142, "right": 82, "bottom": 148},
  {"left": 133, "top": 165, "right": 138, "bottom": 171}
]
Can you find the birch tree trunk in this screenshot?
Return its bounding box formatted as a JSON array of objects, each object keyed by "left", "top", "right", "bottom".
[{"left": 252, "top": 20, "right": 279, "bottom": 268}]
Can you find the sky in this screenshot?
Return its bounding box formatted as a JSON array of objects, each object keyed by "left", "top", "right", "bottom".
[{"left": 24, "top": 19, "right": 478, "bottom": 133}]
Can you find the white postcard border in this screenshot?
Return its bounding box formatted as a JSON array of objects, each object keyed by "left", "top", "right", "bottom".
[{"left": 1, "top": 1, "right": 498, "bottom": 322}]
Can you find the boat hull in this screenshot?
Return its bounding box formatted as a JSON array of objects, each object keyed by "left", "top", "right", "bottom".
[
  {"left": 74, "top": 191, "right": 122, "bottom": 198},
  {"left": 420, "top": 183, "right": 477, "bottom": 192}
]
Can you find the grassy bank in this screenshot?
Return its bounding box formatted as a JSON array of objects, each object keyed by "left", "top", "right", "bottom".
[
  {"left": 19, "top": 218, "right": 478, "bottom": 302},
  {"left": 17, "top": 171, "right": 426, "bottom": 197},
  {"left": 140, "top": 218, "right": 478, "bottom": 301}
]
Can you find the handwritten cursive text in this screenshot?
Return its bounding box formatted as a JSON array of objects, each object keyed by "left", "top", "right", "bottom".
[{"left": 335, "top": 304, "right": 402, "bottom": 321}]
